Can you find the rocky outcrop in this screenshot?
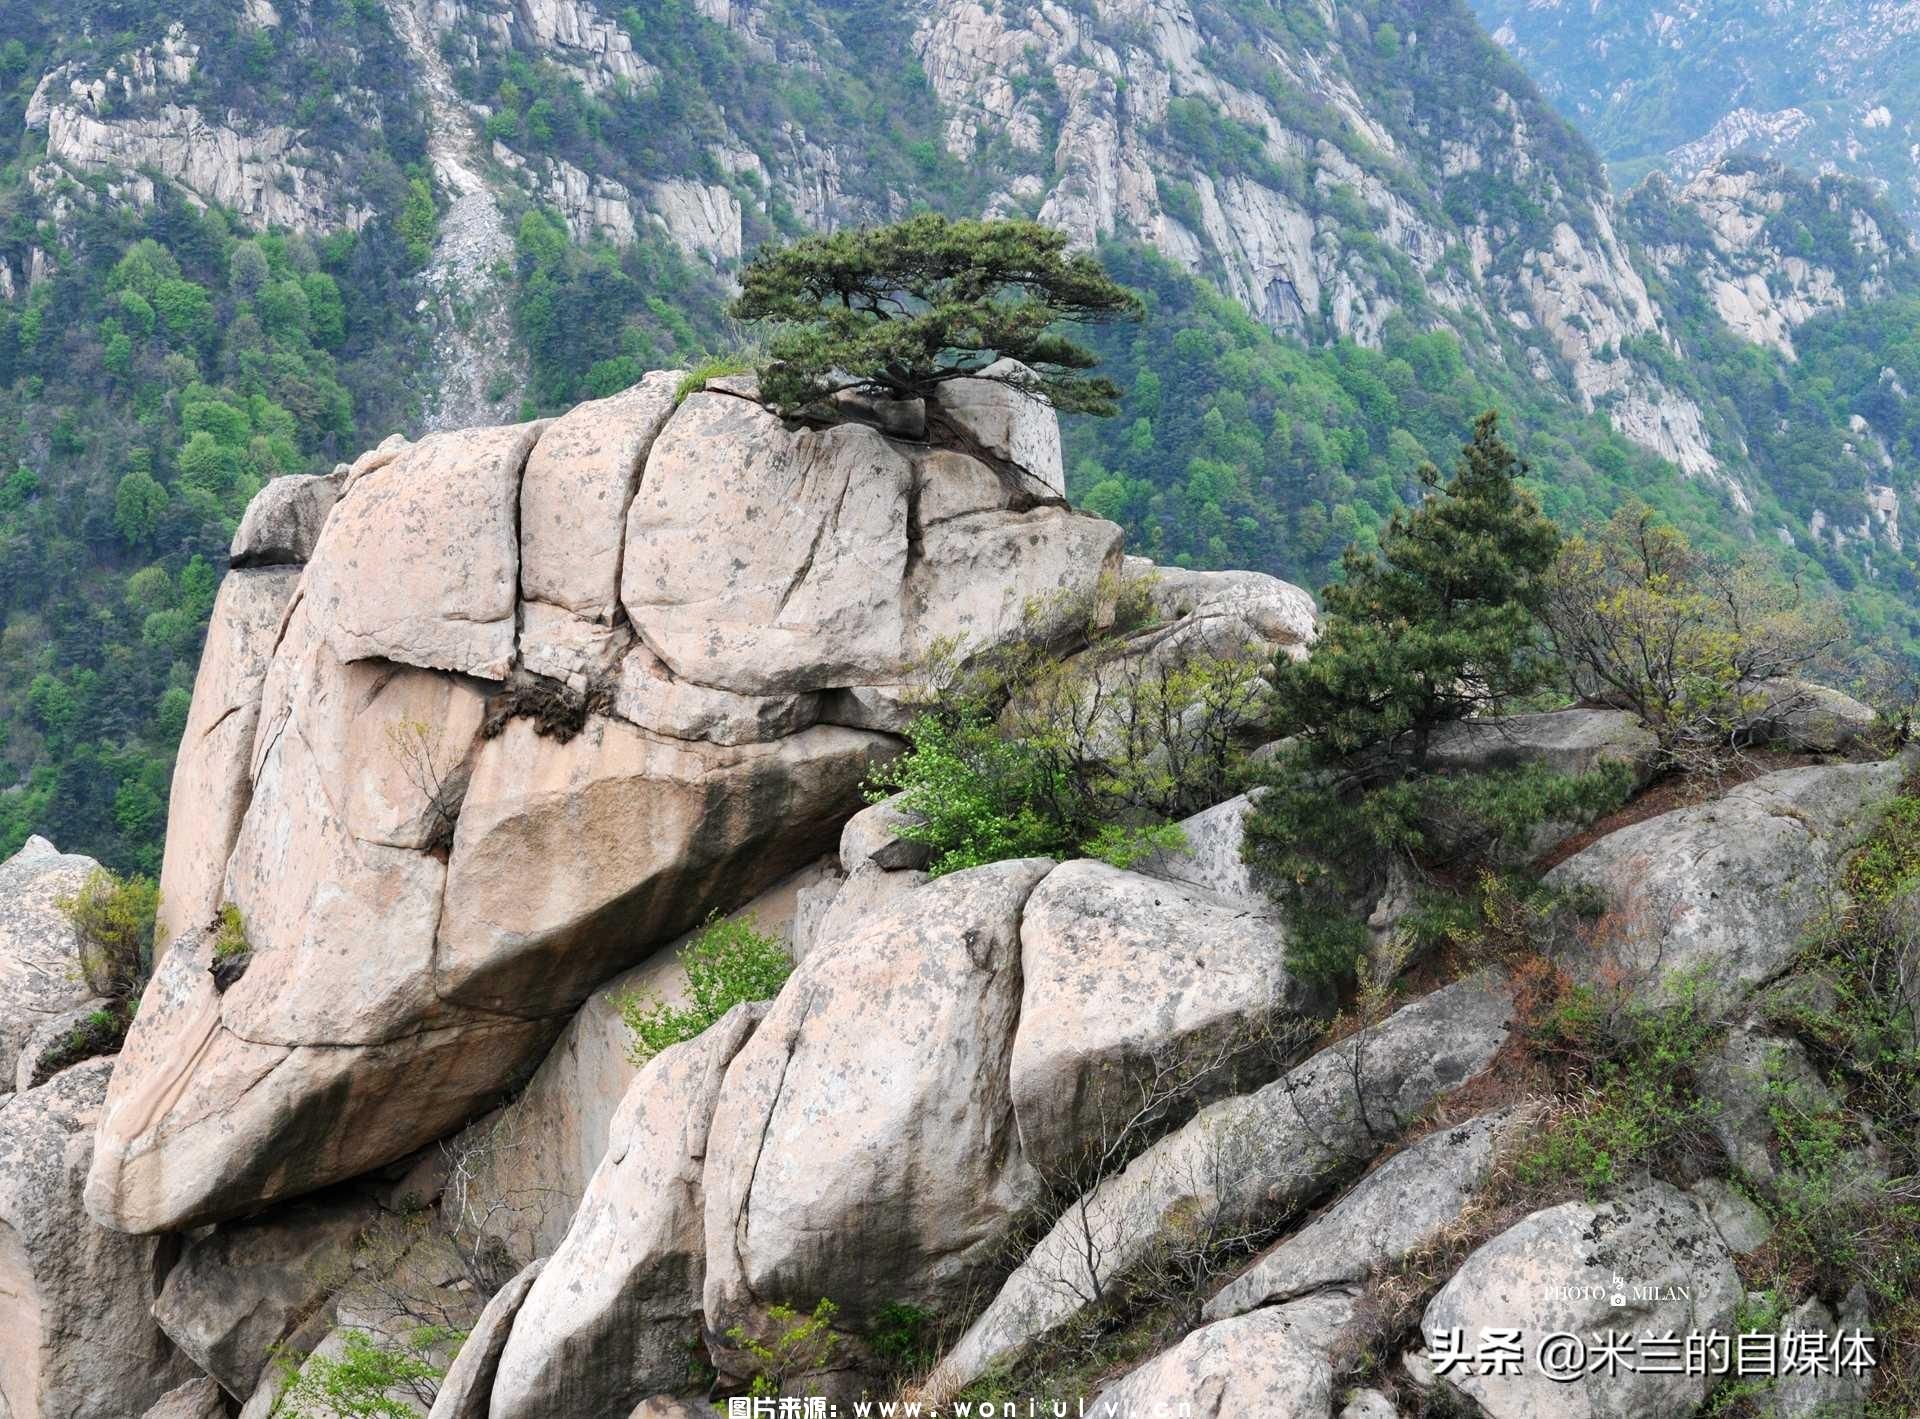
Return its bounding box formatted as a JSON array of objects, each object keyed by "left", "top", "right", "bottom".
[
  {"left": 622, "top": 389, "right": 1121, "bottom": 696},
  {"left": 1428, "top": 707, "right": 1661, "bottom": 787},
  {"left": 1092, "top": 1293, "right": 1354, "bottom": 1419},
  {"left": 1205, "top": 1109, "right": 1517, "bottom": 1321},
  {"left": 427, "top": 1258, "right": 545, "bottom": 1419},
  {"left": 93, "top": 374, "right": 1132, "bottom": 1236},
  {"left": 439, "top": 861, "right": 830, "bottom": 1271},
  {"left": 230, "top": 469, "right": 346, "bottom": 569},
  {"left": 1010, "top": 858, "right": 1318, "bottom": 1152},
  {"left": 703, "top": 859, "right": 1054, "bottom": 1370},
  {"left": 139, "top": 1378, "right": 228, "bottom": 1419},
  {"left": 302, "top": 420, "right": 543, "bottom": 678},
  {"left": 490, "top": 1003, "right": 764, "bottom": 1419},
  {"left": 0, "top": 1059, "right": 187, "bottom": 1419},
  {"left": 1546, "top": 757, "right": 1909, "bottom": 1001},
  {"left": 0, "top": 837, "right": 103, "bottom": 1084},
  {"left": 1423, "top": 1182, "right": 1742, "bottom": 1418},
  {"left": 154, "top": 566, "right": 299, "bottom": 950},
  {"left": 927, "top": 973, "right": 1515, "bottom": 1396},
  {"left": 152, "top": 1190, "right": 379, "bottom": 1400}
]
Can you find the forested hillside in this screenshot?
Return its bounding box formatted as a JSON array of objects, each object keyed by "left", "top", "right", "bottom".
[
  {"left": 1468, "top": 0, "right": 1920, "bottom": 220},
  {"left": 7, "top": 0, "right": 1920, "bottom": 872}
]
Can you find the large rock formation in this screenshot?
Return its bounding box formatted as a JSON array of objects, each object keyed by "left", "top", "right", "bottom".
[
  {"left": 926, "top": 973, "right": 1515, "bottom": 1396},
  {"left": 0, "top": 1059, "right": 187, "bottom": 1419},
  {"left": 89, "top": 369, "right": 1132, "bottom": 1235},
  {"left": 490, "top": 1003, "right": 765, "bottom": 1419},
  {"left": 1423, "top": 1182, "right": 1742, "bottom": 1418},
  {"left": 702, "top": 859, "right": 1055, "bottom": 1364},
  {"left": 0, "top": 837, "right": 103, "bottom": 1083},
  {"left": 1546, "top": 757, "right": 1910, "bottom": 1001}
]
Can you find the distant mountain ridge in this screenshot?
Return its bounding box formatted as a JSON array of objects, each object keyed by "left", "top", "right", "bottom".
[{"left": 1469, "top": 0, "right": 1920, "bottom": 223}]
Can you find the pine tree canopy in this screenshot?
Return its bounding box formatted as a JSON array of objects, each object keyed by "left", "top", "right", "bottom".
[
  {"left": 1271, "top": 410, "right": 1562, "bottom": 767},
  {"left": 729, "top": 214, "right": 1143, "bottom": 415}
]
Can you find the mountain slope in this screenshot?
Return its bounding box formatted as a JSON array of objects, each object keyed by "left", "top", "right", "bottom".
[{"left": 1469, "top": 0, "right": 1920, "bottom": 222}]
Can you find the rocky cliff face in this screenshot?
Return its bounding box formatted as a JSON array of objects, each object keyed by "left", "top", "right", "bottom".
[{"left": 10, "top": 0, "right": 1762, "bottom": 491}]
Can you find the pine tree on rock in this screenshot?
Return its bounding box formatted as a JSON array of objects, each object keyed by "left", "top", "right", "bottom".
[{"left": 730, "top": 214, "right": 1143, "bottom": 415}]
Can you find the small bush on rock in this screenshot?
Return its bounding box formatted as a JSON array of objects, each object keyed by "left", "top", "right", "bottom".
[
  {"left": 58, "top": 865, "right": 160, "bottom": 1000},
  {"left": 615, "top": 914, "right": 791, "bottom": 1064},
  {"left": 728, "top": 1297, "right": 840, "bottom": 1399},
  {"left": 674, "top": 351, "right": 757, "bottom": 405}
]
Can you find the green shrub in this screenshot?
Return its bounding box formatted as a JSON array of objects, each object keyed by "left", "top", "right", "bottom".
[
  {"left": 869, "top": 1301, "right": 934, "bottom": 1374},
  {"left": 868, "top": 710, "right": 1075, "bottom": 877},
  {"left": 673, "top": 352, "right": 756, "bottom": 405},
  {"left": 1516, "top": 973, "right": 1723, "bottom": 1194},
  {"left": 28, "top": 1004, "right": 131, "bottom": 1086},
  {"left": 1248, "top": 756, "right": 1632, "bottom": 983},
  {"left": 57, "top": 867, "right": 160, "bottom": 1000},
  {"left": 212, "top": 902, "right": 251, "bottom": 960},
  {"left": 727, "top": 1298, "right": 840, "bottom": 1399},
  {"left": 614, "top": 914, "right": 792, "bottom": 1064},
  {"left": 272, "top": 1325, "right": 457, "bottom": 1418}
]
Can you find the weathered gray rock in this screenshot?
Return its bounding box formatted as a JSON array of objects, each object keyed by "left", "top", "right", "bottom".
[
  {"left": 933, "top": 358, "right": 1065, "bottom": 495},
  {"left": 270, "top": 1231, "right": 478, "bottom": 1419},
  {"left": 1751, "top": 679, "right": 1877, "bottom": 753},
  {"left": 439, "top": 860, "right": 831, "bottom": 1271},
  {"left": 1012, "top": 859, "right": 1315, "bottom": 1155},
  {"left": 434, "top": 715, "right": 888, "bottom": 1017},
  {"left": 139, "top": 1377, "right": 230, "bottom": 1419},
  {"left": 1545, "top": 758, "right": 1908, "bottom": 1002},
  {"left": 230, "top": 468, "right": 345, "bottom": 567},
  {"left": 519, "top": 371, "right": 679, "bottom": 621},
  {"left": 622, "top": 391, "right": 914, "bottom": 693},
  {"left": 14, "top": 997, "right": 115, "bottom": 1092},
  {"left": 792, "top": 861, "right": 928, "bottom": 961},
  {"left": 0, "top": 837, "right": 103, "bottom": 1101},
  {"left": 1206, "top": 1109, "right": 1515, "bottom": 1320},
  {"left": 1428, "top": 707, "right": 1661, "bottom": 787},
  {"left": 704, "top": 860, "right": 1058, "bottom": 1374},
  {"left": 905, "top": 505, "right": 1124, "bottom": 660},
  {"left": 302, "top": 420, "right": 545, "bottom": 679},
  {"left": 517, "top": 603, "right": 633, "bottom": 691},
  {"left": 490, "top": 1004, "right": 765, "bottom": 1419},
  {"left": 1137, "top": 792, "right": 1267, "bottom": 910},
  {"left": 623, "top": 390, "right": 1121, "bottom": 694},
  {"left": 153, "top": 1190, "right": 380, "bottom": 1399},
  {"left": 1761, "top": 1288, "right": 1872, "bottom": 1418},
  {"left": 0, "top": 1059, "right": 186, "bottom": 1419},
  {"left": 627, "top": 1400, "right": 707, "bottom": 1419},
  {"left": 838, "top": 791, "right": 930, "bottom": 872},
  {"left": 1698, "top": 1028, "right": 1838, "bottom": 1182},
  {"left": 1338, "top": 1390, "right": 1398, "bottom": 1419},
  {"left": 425, "top": 1258, "right": 545, "bottom": 1419},
  {"left": 1121, "top": 557, "right": 1318, "bottom": 663},
  {"left": 1424, "top": 1182, "right": 1740, "bottom": 1419},
  {"left": 1690, "top": 1177, "right": 1772, "bottom": 1255},
  {"left": 927, "top": 974, "right": 1514, "bottom": 1397},
  {"left": 155, "top": 565, "right": 299, "bottom": 950},
  {"left": 1091, "top": 1293, "right": 1353, "bottom": 1419}
]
